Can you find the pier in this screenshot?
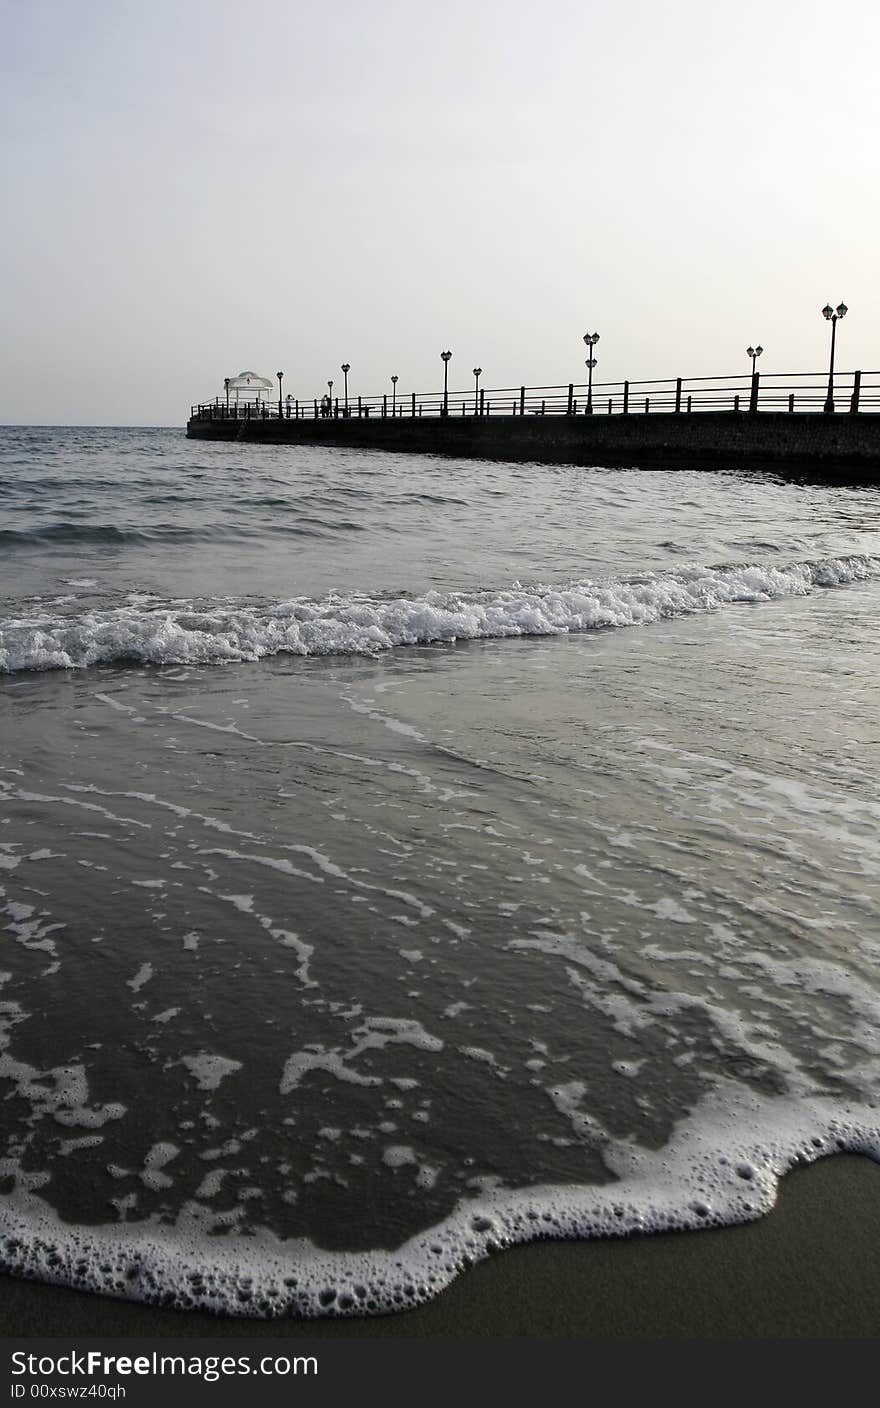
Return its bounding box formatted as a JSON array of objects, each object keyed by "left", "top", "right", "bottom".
[{"left": 187, "top": 369, "right": 880, "bottom": 473}]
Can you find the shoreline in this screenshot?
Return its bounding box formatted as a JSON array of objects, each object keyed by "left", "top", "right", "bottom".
[{"left": 2, "top": 1154, "right": 878, "bottom": 1339}]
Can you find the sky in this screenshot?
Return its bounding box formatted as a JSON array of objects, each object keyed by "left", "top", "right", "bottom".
[{"left": 1, "top": 0, "right": 878, "bottom": 425}]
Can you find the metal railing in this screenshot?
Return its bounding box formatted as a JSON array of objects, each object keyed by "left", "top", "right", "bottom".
[{"left": 192, "top": 369, "right": 880, "bottom": 423}]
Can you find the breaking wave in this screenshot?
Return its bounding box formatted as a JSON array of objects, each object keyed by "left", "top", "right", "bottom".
[{"left": 2, "top": 554, "right": 878, "bottom": 674}]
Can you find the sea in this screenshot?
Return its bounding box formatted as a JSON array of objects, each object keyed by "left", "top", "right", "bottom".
[{"left": 1, "top": 424, "right": 879, "bottom": 1320}]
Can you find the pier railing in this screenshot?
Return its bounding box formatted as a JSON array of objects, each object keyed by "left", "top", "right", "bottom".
[{"left": 192, "top": 369, "right": 880, "bottom": 423}]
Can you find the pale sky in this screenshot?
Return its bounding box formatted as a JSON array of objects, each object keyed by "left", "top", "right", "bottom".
[{"left": 1, "top": 0, "right": 877, "bottom": 425}]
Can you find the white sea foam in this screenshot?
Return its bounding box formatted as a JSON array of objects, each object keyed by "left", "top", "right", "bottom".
[
  {"left": 280, "top": 1018, "right": 444, "bottom": 1095},
  {"left": 141, "top": 1143, "right": 179, "bottom": 1191},
  {"left": 382, "top": 1145, "right": 417, "bottom": 1169},
  {"left": 1, "top": 899, "right": 64, "bottom": 957},
  {"left": 0, "top": 1027, "right": 126, "bottom": 1130},
  {"left": 180, "top": 1054, "right": 243, "bottom": 1091},
  {"left": 58, "top": 1136, "right": 104, "bottom": 1157},
  {"left": 216, "top": 892, "right": 315, "bottom": 987},
  {"left": 126, "top": 963, "right": 154, "bottom": 992},
  {"left": 1, "top": 554, "right": 877, "bottom": 673},
  {"left": 0, "top": 1085, "right": 878, "bottom": 1319}
]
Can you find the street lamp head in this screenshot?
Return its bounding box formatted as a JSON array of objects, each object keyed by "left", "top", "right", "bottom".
[
  {"left": 473, "top": 367, "right": 482, "bottom": 377},
  {"left": 585, "top": 357, "right": 597, "bottom": 369},
  {"left": 583, "top": 332, "right": 600, "bottom": 346},
  {"left": 822, "top": 304, "right": 834, "bottom": 320},
  {"left": 755, "top": 346, "right": 763, "bottom": 357},
  {"left": 391, "top": 375, "right": 398, "bottom": 384},
  {"left": 341, "top": 363, "right": 350, "bottom": 374},
  {"left": 746, "top": 347, "right": 755, "bottom": 358},
  {"left": 277, "top": 371, "right": 283, "bottom": 380},
  {"left": 441, "top": 351, "right": 452, "bottom": 363},
  {"left": 836, "top": 303, "right": 848, "bottom": 319}
]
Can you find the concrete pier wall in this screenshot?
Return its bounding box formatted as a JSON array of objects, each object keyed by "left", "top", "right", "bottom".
[{"left": 186, "top": 410, "right": 880, "bottom": 474}]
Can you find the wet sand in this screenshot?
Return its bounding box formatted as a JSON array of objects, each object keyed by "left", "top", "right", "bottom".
[{"left": 1, "top": 1154, "right": 878, "bottom": 1339}]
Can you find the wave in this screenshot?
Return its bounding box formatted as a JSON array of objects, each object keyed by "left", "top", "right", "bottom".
[
  {"left": 1, "top": 1088, "right": 878, "bottom": 1317},
  {"left": 0, "top": 517, "right": 365, "bottom": 548},
  {"left": 2, "top": 553, "right": 878, "bottom": 674},
  {"left": 0, "top": 523, "right": 202, "bottom": 547}
]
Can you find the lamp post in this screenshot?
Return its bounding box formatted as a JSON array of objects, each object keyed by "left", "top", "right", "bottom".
[
  {"left": 746, "top": 345, "right": 763, "bottom": 376},
  {"left": 391, "top": 375, "right": 398, "bottom": 415},
  {"left": 441, "top": 350, "right": 452, "bottom": 415},
  {"left": 327, "top": 379, "right": 334, "bottom": 416},
  {"left": 224, "top": 377, "right": 230, "bottom": 414},
  {"left": 583, "top": 332, "right": 600, "bottom": 414},
  {"left": 341, "top": 363, "right": 350, "bottom": 416},
  {"left": 473, "top": 367, "right": 482, "bottom": 416},
  {"left": 822, "top": 303, "right": 848, "bottom": 413},
  {"left": 276, "top": 371, "right": 284, "bottom": 420}
]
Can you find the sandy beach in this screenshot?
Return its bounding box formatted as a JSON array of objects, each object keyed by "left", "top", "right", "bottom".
[{"left": 1, "top": 1154, "right": 878, "bottom": 1340}]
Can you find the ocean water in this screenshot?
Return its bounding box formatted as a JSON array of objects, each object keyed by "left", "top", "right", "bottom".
[{"left": 1, "top": 425, "right": 880, "bottom": 1319}]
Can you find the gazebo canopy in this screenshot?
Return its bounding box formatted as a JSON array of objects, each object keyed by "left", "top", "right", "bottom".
[{"left": 226, "top": 371, "right": 274, "bottom": 391}]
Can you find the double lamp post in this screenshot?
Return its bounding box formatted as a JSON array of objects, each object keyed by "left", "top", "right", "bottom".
[
  {"left": 440, "top": 351, "right": 452, "bottom": 414},
  {"left": 583, "top": 332, "right": 599, "bottom": 413},
  {"left": 822, "top": 302, "right": 847, "bottom": 413}
]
